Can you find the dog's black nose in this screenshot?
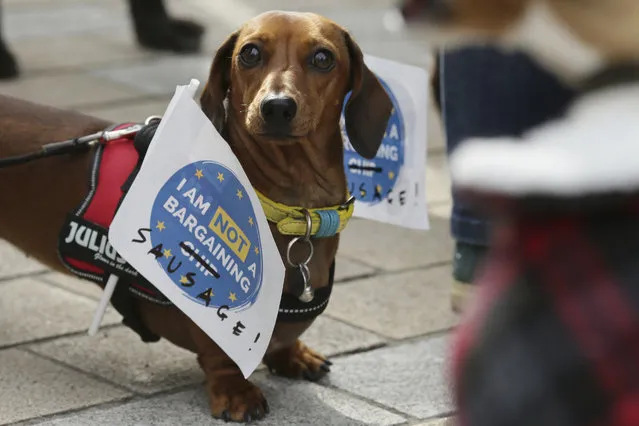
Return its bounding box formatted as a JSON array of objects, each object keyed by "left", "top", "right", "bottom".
[{"left": 260, "top": 96, "right": 297, "bottom": 130}]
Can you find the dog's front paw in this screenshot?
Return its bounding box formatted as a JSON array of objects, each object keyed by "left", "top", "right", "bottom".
[
  {"left": 263, "top": 340, "right": 331, "bottom": 381},
  {"left": 207, "top": 373, "right": 269, "bottom": 422}
]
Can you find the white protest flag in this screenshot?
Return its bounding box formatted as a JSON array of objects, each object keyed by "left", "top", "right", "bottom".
[
  {"left": 340, "top": 55, "right": 430, "bottom": 230},
  {"left": 109, "top": 79, "right": 285, "bottom": 378}
]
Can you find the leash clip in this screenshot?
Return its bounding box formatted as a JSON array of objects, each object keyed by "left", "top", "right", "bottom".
[
  {"left": 144, "top": 115, "right": 162, "bottom": 125},
  {"left": 102, "top": 124, "right": 145, "bottom": 142},
  {"left": 99, "top": 116, "right": 161, "bottom": 146},
  {"left": 286, "top": 209, "right": 314, "bottom": 302}
]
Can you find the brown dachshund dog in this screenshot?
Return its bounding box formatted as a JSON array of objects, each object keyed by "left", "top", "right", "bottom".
[{"left": 0, "top": 11, "right": 392, "bottom": 423}]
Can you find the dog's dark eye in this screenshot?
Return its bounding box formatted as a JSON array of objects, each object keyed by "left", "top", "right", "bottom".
[
  {"left": 238, "top": 44, "right": 262, "bottom": 67},
  {"left": 310, "top": 49, "right": 335, "bottom": 72}
]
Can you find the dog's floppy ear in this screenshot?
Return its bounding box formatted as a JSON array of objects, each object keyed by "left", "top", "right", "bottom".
[
  {"left": 200, "top": 31, "right": 239, "bottom": 133},
  {"left": 342, "top": 31, "right": 393, "bottom": 159}
]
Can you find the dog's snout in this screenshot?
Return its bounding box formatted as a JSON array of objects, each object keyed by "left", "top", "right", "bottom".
[{"left": 260, "top": 96, "right": 297, "bottom": 127}]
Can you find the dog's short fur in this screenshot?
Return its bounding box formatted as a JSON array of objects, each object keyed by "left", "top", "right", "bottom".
[{"left": 0, "top": 11, "right": 391, "bottom": 422}]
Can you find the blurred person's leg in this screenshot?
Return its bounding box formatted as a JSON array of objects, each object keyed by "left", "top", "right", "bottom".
[
  {"left": 440, "top": 47, "right": 574, "bottom": 312},
  {"left": 128, "top": 0, "right": 204, "bottom": 53},
  {"left": 0, "top": 0, "right": 205, "bottom": 80},
  {"left": 0, "top": 2, "right": 18, "bottom": 79}
]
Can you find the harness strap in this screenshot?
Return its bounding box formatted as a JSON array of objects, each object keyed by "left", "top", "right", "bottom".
[
  {"left": 277, "top": 261, "right": 335, "bottom": 322},
  {"left": 111, "top": 280, "right": 161, "bottom": 342},
  {"left": 256, "top": 189, "right": 354, "bottom": 238},
  {"left": 111, "top": 121, "right": 164, "bottom": 342}
]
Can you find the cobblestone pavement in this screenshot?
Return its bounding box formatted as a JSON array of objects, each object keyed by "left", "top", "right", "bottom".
[{"left": 0, "top": 0, "right": 456, "bottom": 424}]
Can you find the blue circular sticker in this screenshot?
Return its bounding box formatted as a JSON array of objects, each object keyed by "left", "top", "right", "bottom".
[
  {"left": 149, "top": 160, "right": 263, "bottom": 311},
  {"left": 341, "top": 77, "right": 405, "bottom": 205}
]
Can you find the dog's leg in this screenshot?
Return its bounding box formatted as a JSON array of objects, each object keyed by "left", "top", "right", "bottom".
[
  {"left": 136, "top": 299, "right": 268, "bottom": 422},
  {"left": 263, "top": 321, "right": 331, "bottom": 382},
  {"left": 186, "top": 319, "right": 268, "bottom": 422}
]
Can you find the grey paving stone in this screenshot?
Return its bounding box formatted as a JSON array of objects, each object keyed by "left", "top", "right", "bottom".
[
  {"left": 325, "top": 266, "right": 458, "bottom": 339},
  {"left": 5, "top": 3, "right": 126, "bottom": 40},
  {"left": 305, "top": 9, "right": 416, "bottom": 43},
  {"left": 82, "top": 98, "right": 172, "bottom": 124},
  {"left": 28, "top": 327, "right": 202, "bottom": 394},
  {"left": 4, "top": 0, "right": 105, "bottom": 6},
  {"left": 37, "top": 272, "right": 106, "bottom": 301},
  {"left": 90, "top": 55, "right": 213, "bottom": 96},
  {"left": 427, "top": 95, "right": 445, "bottom": 154},
  {"left": 0, "top": 349, "right": 130, "bottom": 425},
  {"left": 339, "top": 216, "right": 454, "bottom": 272},
  {"left": 12, "top": 34, "right": 152, "bottom": 73},
  {"left": 426, "top": 153, "right": 452, "bottom": 205},
  {"left": 25, "top": 312, "right": 385, "bottom": 393},
  {"left": 356, "top": 39, "right": 434, "bottom": 69},
  {"left": 243, "top": 0, "right": 397, "bottom": 8},
  {"left": 415, "top": 418, "right": 456, "bottom": 426},
  {"left": 429, "top": 202, "right": 452, "bottom": 220},
  {"left": 0, "top": 240, "right": 46, "bottom": 279},
  {"left": 335, "top": 255, "right": 378, "bottom": 282},
  {"left": 0, "top": 73, "right": 143, "bottom": 108},
  {"left": 328, "top": 334, "right": 453, "bottom": 419},
  {"left": 35, "top": 373, "right": 406, "bottom": 426},
  {"left": 0, "top": 278, "right": 121, "bottom": 347},
  {"left": 301, "top": 316, "right": 386, "bottom": 357}
]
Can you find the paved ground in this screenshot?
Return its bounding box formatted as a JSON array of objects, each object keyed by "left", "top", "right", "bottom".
[{"left": 0, "top": 0, "right": 456, "bottom": 424}]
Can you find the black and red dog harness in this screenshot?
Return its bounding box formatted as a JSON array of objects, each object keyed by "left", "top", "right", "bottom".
[{"left": 56, "top": 122, "right": 334, "bottom": 343}]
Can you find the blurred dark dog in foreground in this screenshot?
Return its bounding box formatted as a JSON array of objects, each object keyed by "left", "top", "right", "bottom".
[
  {"left": 0, "top": 0, "right": 205, "bottom": 79},
  {"left": 396, "top": 1, "right": 639, "bottom": 425}
]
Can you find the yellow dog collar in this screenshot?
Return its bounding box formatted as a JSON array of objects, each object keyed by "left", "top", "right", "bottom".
[{"left": 255, "top": 190, "right": 355, "bottom": 238}]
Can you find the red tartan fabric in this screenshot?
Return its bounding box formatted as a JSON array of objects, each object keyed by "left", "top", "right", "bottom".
[{"left": 452, "top": 204, "right": 639, "bottom": 426}]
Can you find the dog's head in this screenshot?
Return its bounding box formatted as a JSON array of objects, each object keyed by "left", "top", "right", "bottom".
[
  {"left": 200, "top": 11, "right": 392, "bottom": 159},
  {"left": 395, "top": 0, "right": 639, "bottom": 83}
]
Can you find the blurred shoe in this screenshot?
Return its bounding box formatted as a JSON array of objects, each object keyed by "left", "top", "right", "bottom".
[
  {"left": 0, "top": 40, "right": 18, "bottom": 79},
  {"left": 135, "top": 18, "right": 205, "bottom": 54},
  {"left": 129, "top": 0, "right": 205, "bottom": 54},
  {"left": 451, "top": 241, "right": 487, "bottom": 313}
]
